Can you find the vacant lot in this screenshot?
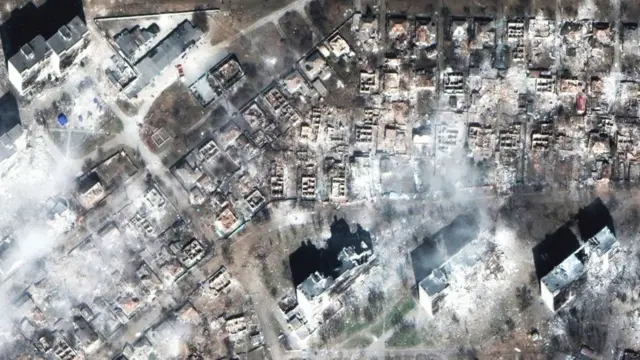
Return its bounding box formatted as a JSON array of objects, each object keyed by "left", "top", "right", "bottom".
[
  {"left": 305, "top": 0, "right": 354, "bottom": 37},
  {"left": 442, "top": 0, "right": 499, "bottom": 16},
  {"left": 278, "top": 10, "right": 321, "bottom": 57},
  {"left": 141, "top": 82, "right": 205, "bottom": 161},
  {"left": 252, "top": 22, "right": 299, "bottom": 78},
  {"left": 504, "top": 0, "right": 531, "bottom": 16},
  {"left": 386, "top": 0, "right": 440, "bottom": 14}
]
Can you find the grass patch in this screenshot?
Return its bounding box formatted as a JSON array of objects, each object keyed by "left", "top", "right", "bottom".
[
  {"left": 116, "top": 98, "right": 139, "bottom": 116},
  {"left": 339, "top": 314, "right": 372, "bottom": 335},
  {"left": 78, "top": 115, "right": 123, "bottom": 156},
  {"left": 370, "top": 296, "right": 416, "bottom": 337},
  {"left": 318, "top": 310, "right": 374, "bottom": 345},
  {"left": 385, "top": 322, "right": 423, "bottom": 348},
  {"left": 342, "top": 335, "right": 373, "bottom": 349}
]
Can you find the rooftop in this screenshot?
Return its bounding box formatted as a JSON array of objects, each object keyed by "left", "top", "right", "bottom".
[
  {"left": 411, "top": 214, "right": 478, "bottom": 283},
  {"left": 0, "top": 93, "right": 23, "bottom": 161},
  {"left": 297, "top": 271, "right": 332, "bottom": 299},
  {"left": 588, "top": 226, "right": 618, "bottom": 256},
  {"left": 0, "top": 0, "right": 85, "bottom": 60},
  {"left": 541, "top": 254, "right": 586, "bottom": 294},
  {"left": 114, "top": 24, "right": 159, "bottom": 60},
  {"left": 46, "top": 16, "right": 87, "bottom": 55},
  {"left": 419, "top": 268, "right": 449, "bottom": 297},
  {"left": 127, "top": 20, "right": 203, "bottom": 97},
  {"left": 8, "top": 35, "right": 51, "bottom": 73}
]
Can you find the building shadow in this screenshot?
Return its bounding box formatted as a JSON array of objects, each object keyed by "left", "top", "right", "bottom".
[
  {"left": 531, "top": 197, "right": 615, "bottom": 281},
  {"left": 0, "top": 92, "right": 21, "bottom": 133},
  {"left": 410, "top": 213, "right": 479, "bottom": 285},
  {"left": 288, "top": 217, "right": 373, "bottom": 286},
  {"left": 576, "top": 197, "right": 615, "bottom": 239},
  {"left": 532, "top": 224, "right": 581, "bottom": 280},
  {"left": 0, "top": 0, "right": 85, "bottom": 60}
]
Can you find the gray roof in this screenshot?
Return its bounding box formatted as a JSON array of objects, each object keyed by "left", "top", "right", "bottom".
[
  {"left": 0, "top": 142, "right": 15, "bottom": 161},
  {"left": 47, "top": 16, "right": 88, "bottom": 55},
  {"left": 0, "top": 124, "right": 21, "bottom": 161},
  {"left": 419, "top": 268, "right": 449, "bottom": 297},
  {"left": 6, "top": 124, "right": 23, "bottom": 142},
  {"left": 297, "top": 272, "right": 332, "bottom": 300},
  {"left": 8, "top": 35, "right": 51, "bottom": 73},
  {"left": 588, "top": 226, "right": 618, "bottom": 256},
  {"left": 115, "top": 24, "right": 158, "bottom": 60},
  {"left": 127, "top": 20, "right": 202, "bottom": 97},
  {"left": 541, "top": 254, "right": 586, "bottom": 294}
]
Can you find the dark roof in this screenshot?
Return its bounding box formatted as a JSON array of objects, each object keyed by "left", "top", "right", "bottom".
[
  {"left": 0, "top": 0, "right": 85, "bottom": 60},
  {"left": 0, "top": 93, "right": 22, "bottom": 161},
  {"left": 411, "top": 214, "right": 479, "bottom": 283},
  {"left": 8, "top": 35, "right": 51, "bottom": 73},
  {"left": 47, "top": 16, "right": 88, "bottom": 55},
  {"left": 114, "top": 24, "right": 159, "bottom": 60},
  {"left": 77, "top": 172, "right": 101, "bottom": 194}
]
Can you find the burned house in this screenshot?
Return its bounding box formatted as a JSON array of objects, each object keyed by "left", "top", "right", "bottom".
[
  {"left": 189, "top": 55, "right": 244, "bottom": 107},
  {"left": 506, "top": 20, "right": 525, "bottom": 63},
  {"left": 359, "top": 71, "right": 379, "bottom": 94}
]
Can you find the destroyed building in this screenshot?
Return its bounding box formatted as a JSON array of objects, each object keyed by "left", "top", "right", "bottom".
[
  {"left": 535, "top": 199, "right": 619, "bottom": 311},
  {"left": 540, "top": 252, "right": 588, "bottom": 312},
  {"left": 289, "top": 219, "right": 374, "bottom": 325},
  {"left": 189, "top": 55, "right": 244, "bottom": 107},
  {"left": 296, "top": 245, "right": 374, "bottom": 325},
  {"left": 0, "top": 93, "right": 24, "bottom": 161},
  {"left": 410, "top": 214, "right": 481, "bottom": 316}
]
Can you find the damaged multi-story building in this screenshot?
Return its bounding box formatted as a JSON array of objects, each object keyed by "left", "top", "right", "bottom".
[
  {"left": 296, "top": 245, "right": 375, "bottom": 327},
  {"left": 411, "top": 214, "right": 488, "bottom": 316},
  {"left": 535, "top": 199, "right": 620, "bottom": 312}
]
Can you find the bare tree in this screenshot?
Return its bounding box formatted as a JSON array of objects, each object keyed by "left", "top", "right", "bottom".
[{"left": 221, "top": 241, "right": 233, "bottom": 264}]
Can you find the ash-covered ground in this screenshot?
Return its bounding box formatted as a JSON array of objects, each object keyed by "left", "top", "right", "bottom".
[{"left": 2, "top": 0, "right": 640, "bottom": 359}]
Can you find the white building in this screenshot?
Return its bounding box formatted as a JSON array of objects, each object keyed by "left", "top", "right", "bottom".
[
  {"left": 586, "top": 226, "right": 619, "bottom": 269},
  {"left": 418, "top": 268, "right": 449, "bottom": 316},
  {"left": 47, "top": 16, "right": 90, "bottom": 73},
  {"left": 539, "top": 226, "right": 618, "bottom": 312},
  {"left": 7, "top": 16, "right": 88, "bottom": 95},
  {"left": 540, "top": 253, "right": 586, "bottom": 311},
  {"left": 7, "top": 35, "right": 54, "bottom": 95},
  {"left": 295, "top": 245, "right": 374, "bottom": 326},
  {"left": 296, "top": 271, "right": 333, "bottom": 324}
]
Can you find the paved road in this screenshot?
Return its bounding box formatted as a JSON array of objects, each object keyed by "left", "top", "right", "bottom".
[{"left": 284, "top": 347, "right": 448, "bottom": 360}]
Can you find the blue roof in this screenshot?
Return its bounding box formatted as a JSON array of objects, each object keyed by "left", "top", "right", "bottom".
[{"left": 57, "top": 113, "right": 68, "bottom": 126}]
